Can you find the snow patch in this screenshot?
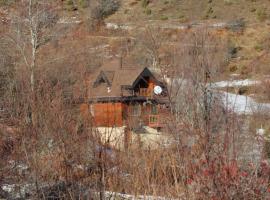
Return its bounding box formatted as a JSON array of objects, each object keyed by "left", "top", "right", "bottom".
[
  {"left": 58, "top": 17, "right": 81, "bottom": 24},
  {"left": 105, "top": 23, "right": 133, "bottom": 30},
  {"left": 104, "top": 191, "right": 181, "bottom": 200},
  {"left": 220, "top": 91, "right": 270, "bottom": 114},
  {"left": 211, "top": 79, "right": 260, "bottom": 88}
]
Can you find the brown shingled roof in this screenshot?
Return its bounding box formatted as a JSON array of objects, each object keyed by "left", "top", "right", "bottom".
[{"left": 88, "top": 59, "right": 146, "bottom": 99}]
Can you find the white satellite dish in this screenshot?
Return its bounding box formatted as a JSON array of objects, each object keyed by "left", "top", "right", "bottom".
[{"left": 154, "top": 85, "right": 162, "bottom": 95}]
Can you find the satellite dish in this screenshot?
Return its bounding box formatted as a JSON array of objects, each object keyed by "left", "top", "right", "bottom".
[{"left": 154, "top": 85, "right": 162, "bottom": 95}]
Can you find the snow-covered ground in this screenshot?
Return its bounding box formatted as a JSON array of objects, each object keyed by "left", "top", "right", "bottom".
[
  {"left": 96, "top": 126, "right": 170, "bottom": 150},
  {"left": 104, "top": 191, "right": 182, "bottom": 200},
  {"left": 104, "top": 21, "right": 241, "bottom": 31},
  {"left": 58, "top": 16, "right": 81, "bottom": 24},
  {"left": 210, "top": 79, "right": 270, "bottom": 115},
  {"left": 164, "top": 78, "right": 270, "bottom": 115},
  {"left": 211, "top": 79, "right": 260, "bottom": 88},
  {"left": 106, "top": 22, "right": 133, "bottom": 30},
  {"left": 220, "top": 91, "right": 270, "bottom": 115},
  {"left": 1, "top": 183, "right": 33, "bottom": 199}
]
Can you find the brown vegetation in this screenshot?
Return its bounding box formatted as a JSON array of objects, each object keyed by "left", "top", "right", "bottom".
[{"left": 0, "top": 1, "right": 270, "bottom": 200}]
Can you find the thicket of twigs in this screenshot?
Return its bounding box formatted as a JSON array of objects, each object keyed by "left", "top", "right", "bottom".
[{"left": 0, "top": 1, "right": 270, "bottom": 199}]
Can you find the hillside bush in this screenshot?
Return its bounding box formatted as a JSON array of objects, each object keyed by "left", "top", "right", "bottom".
[
  {"left": 141, "top": 0, "right": 150, "bottom": 8},
  {"left": 238, "top": 86, "right": 249, "bottom": 95},
  {"left": 160, "top": 15, "right": 168, "bottom": 20},
  {"left": 227, "top": 18, "right": 246, "bottom": 32},
  {"left": 256, "top": 8, "right": 268, "bottom": 22},
  {"left": 227, "top": 44, "right": 239, "bottom": 59},
  {"left": 229, "top": 65, "right": 238, "bottom": 72},
  {"left": 254, "top": 44, "right": 264, "bottom": 52},
  {"left": 262, "top": 80, "right": 270, "bottom": 101},
  {"left": 163, "top": 0, "right": 169, "bottom": 4},
  {"left": 224, "top": 0, "right": 234, "bottom": 5},
  {"left": 203, "top": 6, "right": 214, "bottom": 19},
  {"left": 91, "top": 0, "right": 120, "bottom": 20},
  {"left": 65, "top": 0, "right": 77, "bottom": 11},
  {"left": 0, "top": 0, "right": 13, "bottom": 6},
  {"left": 144, "top": 8, "right": 152, "bottom": 15},
  {"left": 79, "top": 0, "right": 89, "bottom": 8}
]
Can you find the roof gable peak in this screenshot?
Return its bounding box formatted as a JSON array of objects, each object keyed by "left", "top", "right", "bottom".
[{"left": 93, "top": 70, "right": 112, "bottom": 88}]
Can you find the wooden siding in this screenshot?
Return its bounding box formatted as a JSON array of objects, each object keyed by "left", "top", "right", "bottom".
[
  {"left": 79, "top": 103, "right": 91, "bottom": 122},
  {"left": 80, "top": 102, "right": 168, "bottom": 128},
  {"left": 126, "top": 103, "right": 166, "bottom": 128},
  {"left": 92, "top": 103, "right": 123, "bottom": 127}
]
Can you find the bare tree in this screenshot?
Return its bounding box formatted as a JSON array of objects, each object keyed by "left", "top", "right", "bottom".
[
  {"left": 134, "top": 26, "right": 165, "bottom": 69},
  {"left": 9, "top": 0, "right": 58, "bottom": 91},
  {"left": 5, "top": 0, "right": 58, "bottom": 126}
]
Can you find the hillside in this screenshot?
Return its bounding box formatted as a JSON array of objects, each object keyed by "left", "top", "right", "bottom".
[
  {"left": 0, "top": 0, "right": 269, "bottom": 98},
  {"left": 1, "top": 1, "right": 270, "bottom": 199},
  {"left": 59, "top": 0, "right": 270, "bottom": 80},
  {"left": 108, "top": 0, "right": 270, "bottom": 23},
  {"left": 106, "top": 0, "right": 270, "bottom": 76}
]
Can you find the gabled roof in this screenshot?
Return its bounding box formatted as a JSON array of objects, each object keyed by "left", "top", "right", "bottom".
[
  {"left": 87, "top": 59, "right": 159, "bottom": 100},
  {"left": 93, "top": 70, "right": 113, "bottom": 87}
]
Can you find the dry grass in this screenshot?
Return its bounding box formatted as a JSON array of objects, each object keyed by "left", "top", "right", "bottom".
[
  {"left": 107, "top": 0, "right": 270, "bottom": 23},
  {"left": 102, "top": 0, "right": 270, "bottom": 80}
]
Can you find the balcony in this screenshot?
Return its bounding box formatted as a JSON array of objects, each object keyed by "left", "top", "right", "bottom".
[{"left": 138, "top": 88, "right": 153, "bottom": 98}]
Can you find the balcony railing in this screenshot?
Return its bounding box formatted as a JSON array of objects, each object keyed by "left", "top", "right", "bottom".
[{"left": 139, "top": 88, "right": 153, "bottom": 97}]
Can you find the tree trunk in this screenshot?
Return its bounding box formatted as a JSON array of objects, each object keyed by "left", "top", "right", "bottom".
[{"left": 99, "top": 151, "right": 105, "bottom": 200}]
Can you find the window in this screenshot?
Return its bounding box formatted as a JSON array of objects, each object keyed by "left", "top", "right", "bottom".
[
  {"left": 151, "top": 104, "right": 158, "bottom": 115},
  {"left": 130, "top": 104, "right": 141, "bottom": 116}
]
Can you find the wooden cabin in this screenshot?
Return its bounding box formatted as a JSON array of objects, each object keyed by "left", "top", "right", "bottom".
[{"left": 81, "top": 59, "right": 168, "bottom": 129}]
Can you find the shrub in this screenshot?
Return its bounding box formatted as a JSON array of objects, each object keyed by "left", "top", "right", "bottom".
[
  {"left": 163, "top": 0, "right": 169, "bottom": 4},
  {"left": 238, "top": 86, "right": 248, "bottom": 95},
  {"left": 262, "top": 80, "right": 270, "bottom": 101},
  {"left": 79, "top": 0, "right": 89, "bottom": 8},
  {"left": 144, "top": 8, "right": 152, "bottom": 15},
  {"left": 256, "top": 8, "right": 267, "bottom": 22},
  {"left": 227, "top": 44, "right": 239, "bottom": 59},
  {"left": 0, "top": 0, "right": 14, "bottom": 6},
  {"left": 254, "top": 44, "right": 264, "bottom": 52},
  {"left": 91, "top": 0, "right": 120, "bottom": 20},
  {"left": 229, "top": 65, "right": 238, "bottom": 72},
  {"left": 224, "top": 0, "right": 234, "bottom": 5},
  {"left": 203, "top": 6, "right": 214, "bottom": 19},
  {"left": 160, "top": 15, "right": 168, "bottom": 20},
  {"left": 129, "top": 1, "right": 138, "bottom": 6},
  {"left": 141, "top": 0, "right": 150, "bottom": 8},
  {"left": 65, "top": 0, "right": 77, "bottom": 11},
  {"left": 178, "top": 14, "right": 185, "bottom": 19},
  {"left": 207, "top": 6, "right": 214, "bottom": 14},
  {"left": 264, "top": 140, "right": 270, "bottom": 159},
  {"left": 250, "top": 7, "right": 256, "bottom": 13},
  {"left": 227, "top": 18, "right": 246, "bottom": 32}
]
